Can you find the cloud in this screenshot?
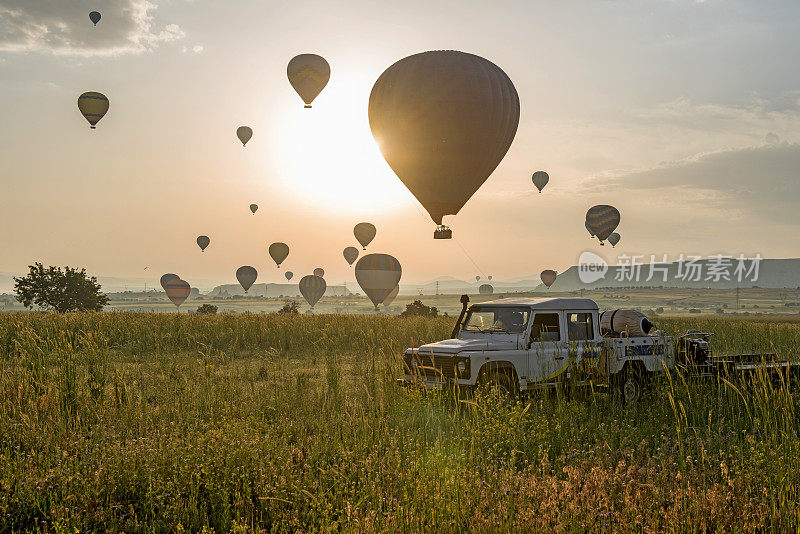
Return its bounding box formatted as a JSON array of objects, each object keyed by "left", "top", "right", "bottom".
[{"left": 0, "top": 0, "right": 185, "bottom": 56}]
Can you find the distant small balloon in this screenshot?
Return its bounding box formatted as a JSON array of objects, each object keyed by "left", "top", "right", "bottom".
[
  {"left": 287, "top": 54, "right": 331, "bottom": 108},
  {"left": 299, "top": 275, "right": 326, "bottom": 308},
  {"left": 197, "top": 235, "right": 210, "bottom": 252},
  {"left": 268, "top": 242, "right": 290, "bottom": 267},
  {"left": 250, "top": 204, "right": 258, "bottom": 214},
  {"left": 354, "top": 222, "right": 376, "bottom": 250},
  {"left": 540, "top": 270, "right": 557, "bottom": 289},
  {"left": 78, "top": 92, "right": 109, "bottom": 129},
  {"left": 488, "top": 275, "right": 493, "bottom": 281},
  {"left": 343, "top": 246, "right": 359, "bottom": 266},
  {"left": 355, "top": 253, "right": 402, "bottom": 309},
  {"left": 608, "top": 232, "right": 621, "bottom": 247},
  {"left": 236, "top": 266, "right": 258, "bottom": 293},
  {"left": 475, "top": 276, "right": 480, "bottom": 282},
  {"left": 585, "top": 205, "right": 620, "bottom": 243},
  {"left": 164, "top": 278, "right": 191, "bottom": 308},
  {"left": 532, "top": 171, "right": 549, "bottom": 193},
  {"left": 479, "top": 284, "right": 493, "bottom": 296},
  {"left": 313, "top": 268, "right": 325, "bottom": 278},
  {"left": 285, "top": 271, "right": 293, "bottom": 281},
  {"left": 160, "top": 273, "right": 179, "bottom": 291},
  {"left": 237, "top": 126, "right": 252, "bottom": 147},
  {"left": 89, "top": 11, "right": 101, "bottom": 25}
]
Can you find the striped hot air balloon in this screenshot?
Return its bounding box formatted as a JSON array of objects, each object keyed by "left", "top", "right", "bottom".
[
  {"left": 160, "top": 273, "right": 179, "bottom": 291},
  {"left": 287, "top": 54, "right": 330, "bottom": 108},
  {"left": 479, "top": 284, "right": 493, "bottom": 295},
  {"left": 343, "top": 246, "right": 359, "bottom": 266},
  {"left": 540, "top": 270, "right": 557, "bottom": 289},
  {"left": 237, "top": 126, "right": 253, "bottom": 146},
  {"left": 608, "top": 232, "right": 621, "bottom": 247},
  {"left": 585, "top": 205, "right": 620, "bottom": 243},
  {"left": 313, "top": 268, "right": 325, "bottom": 278},
  {"left": 269, "top": 242, "right": 290, "bottom": 267},
  {"left": 354, "top": 223, "right": 376, "bottom": 250},
  {"left": 164, "top": 278, "right": 191, "bottom": 308},
  {"left": 78, "top": 92, "right": 109, "bottom": 129},
  {"left": 355, "top": 253, "right": 402, "bottom": 309},
  {"left": 299, "top": 275, "right": 326, "bottom": 308}
]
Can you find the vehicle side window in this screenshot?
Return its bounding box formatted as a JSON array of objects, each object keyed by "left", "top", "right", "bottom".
[
  {"left": 567, "top": 312, "right": 593, "bottom": 341},
  {"left": 530, "top": 313, "right": 560, "bottom": 342}
]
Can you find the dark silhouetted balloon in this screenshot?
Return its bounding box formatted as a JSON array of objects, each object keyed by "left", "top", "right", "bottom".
[
  {"left": 160, "top": 273, "right": 179, "bottom": 291},
  {"left": 249, "top": 204, "right": 258, "bottom": 214},
  {"left": 313, "top": 268, "right": 325, "bottom": 278},
  {"left": 488, "top": 275, "right": 493, "bottom": 281},
  {"left": 268, "top": 242, "right": 290, "bottom": 267},
  {"left": 540, "top": 270, "right": 557, "bottom": 289},
  {"left": 197, "top": 235, "right": 210, "bottom": 252},
  {"left": 532, "top": 171, "right": 549, "bottom": 193},
  {"left": 353, "top": 223, "right": 376, "bottom": 250},
  {"left": 89, "top": 11, "right": 101, "bottom": 26},
  {"left": 299, "top": 275, "right": 326, "bottom": 308},
  {"left": 475, "top": 276, "right": 480, "bottom": 282},
  {"left": 78, "top": 92, "right": 109, "bottom": 129},
  {"left": 383, "top": 285, "right": 399, "bottom": 307},
  {"left": 285, "top": 271, "right": 293, "bottom": 281},
  {"left": 608, "top": 232, "right": 621, "bottom": 247},
  {"left": 236, "top": 266, "right": 257, "bottom": 293},
  {"left": 585, "top": 205, "right": 620, "bottom": 243},
  {"left": 355, "top": 253, "right": 402, "bottom": 309},
  {"left": 287, "top": 54, "right": 330, "bottom": 108},
  {"left": 237, "top": 126, "right": 253, "bottom": 147},
  {"left": 343, "top": 246, "right": 359, "bottom": 266},
  {"left": 164, "top": 278, "right": 190, "bottom": 308},
  {"left": 369, "top": 51, "right": 519, "bottom": 238}
]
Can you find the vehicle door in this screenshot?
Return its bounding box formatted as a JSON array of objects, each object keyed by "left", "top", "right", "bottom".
[
  {"left": 527, "top": 311, "right": 568, "bottom": 383},
  {"left": 565, "top": 311, "right": 602, "bottom": 380}
]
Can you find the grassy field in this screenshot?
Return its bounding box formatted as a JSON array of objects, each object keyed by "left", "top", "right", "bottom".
[{"left": 1, "top": 312, "right": 799, "bottom": 532}]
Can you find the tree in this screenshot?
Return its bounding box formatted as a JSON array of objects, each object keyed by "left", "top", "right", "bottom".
[
  {"left": 14, "top": 263, "right": 108, "bottom": 313},
  {"left": 196, "top": 304, "right": 218, "bottom": 314},
  {"left": 277, "top": 300, "right": 300, "bottom": 314},
  {"left": 401, "top": 300, "right": 438, "bottom": 318}
]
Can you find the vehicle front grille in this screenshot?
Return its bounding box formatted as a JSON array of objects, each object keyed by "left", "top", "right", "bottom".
[{"left": 404, "top": 352, "right": 469, "bottom": 379}]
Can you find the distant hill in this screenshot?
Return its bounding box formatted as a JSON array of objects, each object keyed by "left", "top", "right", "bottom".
[{"left": 206, "top": 283, "right": 353, "bottom": 298}]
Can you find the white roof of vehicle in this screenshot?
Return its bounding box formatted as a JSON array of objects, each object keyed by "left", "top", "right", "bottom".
[{"left": 472, "top": 297, "right": 598, "bottom": 311}]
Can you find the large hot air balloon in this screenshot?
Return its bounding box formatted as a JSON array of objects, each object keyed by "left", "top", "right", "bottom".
[
  {"left": 237, "top": 126, "right": 253, "bottom": 147},
  {"left": 313, "top": 268, "right": 325, "bottom": 278},
  {"left": 249, "top": 204, "right": 258, "bottom": 214},
  {"left": 532, "top": 171, "right": 549, "bottom": 193},
  {"left": 160, "top": 273, "right": 179, "bottom": 291},
  {"left": 236, "top": 266, "right": 257, "bottom": 293},
  {"left": 353, "top": 223, "right": 376, "bottom": 250},
  {"left": 585, "top": 205, "right": 621, "bottom": 244},
  {"left": 343, "top": 246, "right": 359, "bottom": 266},
  {"left": 355, "top": 253, "right": 402, "bottom": 309},
  {"left": 383, "top": 285, "right": 399, "bottom": 307},
  {"left": 197, "top": 235, "right": 210, "bottom": 252},
  {"left": 78, "top": 92, "right": 109, "bottom": 129},
  {"left": 268, "top": 242, "right": 290, "bottom": 267},
  {"left": 299, "top": 275, "right": 326, "bottom": 308},
  {"left": 89, "top": 11, "right": 101, "bottom": 26},
  {"left": 608, "top": 232, "right": 621, "bottom": 247},
  {"left": 285, "top": 271, "right": 293, "bottom": 281},
  {"left": 479, "top": 284, "right": 494, "bottom": 296},
  {"left": 164, "top": 278, "right": 191, "bottom": 308},
  {"left": 287, "top": 54, "right": 330, "bottom": 108},
  {"left": 369, "top": 51, "right": 520, "bottom": 239},
  {"left": 540, "top": 270, "right": 557, "bottom": 289}
]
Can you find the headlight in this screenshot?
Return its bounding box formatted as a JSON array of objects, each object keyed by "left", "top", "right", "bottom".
[{"left": 457, "top": 360, "right": 466, "bottom": 373}]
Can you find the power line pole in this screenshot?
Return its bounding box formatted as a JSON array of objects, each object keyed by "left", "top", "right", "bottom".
[{"left": 436, "top": 280, "right": 439, "bottom": 296}]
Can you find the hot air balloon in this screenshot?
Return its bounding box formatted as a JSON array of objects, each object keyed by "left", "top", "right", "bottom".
[
  {"left": 313, "top": 268, "right": 325, "bottom": 278},
  {"left": 585, "top": 220, "right": 595, "bottom": 237},
  {"left": 353, "top": 223, "right": 376, "bottom": 250},
  {"left": 160, "top": 273, "right": 179, "bottom": 291},
  {"left": 237, "top": 126, "right": 253, "bottom": 147},
  {"left": 475, "top": 276, "right": 481, "bottom": 282},
  {"left": 532, "top": 171, "right": 549, "bottom": 193},
  {"left": 250, "top": 204, "right": 258, "bottom": 214},
  {"left": 285, "top": 271, "right": 293, "bottom": 281},
  {"left": 343, "top": 246, "right": 359, "bottom": 266},
  {"left": 197, "top": 235, "right": 210, "bottom": 252},
  {"left": 488, "top": 275, "right": 493, "bottom": 281},
  {"left": 540, "top": 270, "right": 557, "bottom": 289},
  {"left": 608, "top": 232, "right": 621, "bottom": 247},
  {"left": 287, "top": 54, "right": 330, "bottom": 108},
  {"left": 89, "top": 11, "right": 101, "bottom": 26},
  {"left": 268, "top": 242, "right": 290, "bottom": 267},
  {"left": 383, "top": 285, "right": 399, "bottom": 307},
  {"left": 585, "top": 205, "right": 621, "bottom": 244},
  {"left": 299, "top": 275, "right": 326, "bottom": 308},
  {"left": 78, "top": 92, "right": 109, "bottom": 129},
  {"left": 479, "top": 284, "right": 493, "bottom": 296},
  {"left": 355, "top": 253, "right": 402, "bottom": 309},
  {"left": 369, "top": 51, "right": 520, "bottom": 239},
  {"left": 164, "top": 278, "right": 191, "bottom": 308},
  {"left": 236, "top": 266, "right": 257, "bottom": 293}
]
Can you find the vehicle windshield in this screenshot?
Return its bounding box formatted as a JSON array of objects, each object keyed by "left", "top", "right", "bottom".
[{"left": 462, "top": 307, "right": 530, "bottom": 334}]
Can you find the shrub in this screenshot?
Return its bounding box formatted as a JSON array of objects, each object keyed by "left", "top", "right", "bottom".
[
  {"left": 401, "top": 300, "right": 438, "bottom": 318},
  {"left": 277, "top": 300, "right": 300, "bottom": 314},
  {"left": 196, "top": 304, "right": 218, "bottom": 314}
]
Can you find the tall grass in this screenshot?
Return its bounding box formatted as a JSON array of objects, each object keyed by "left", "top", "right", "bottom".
[{"left": 0, "top": 312, "right": 798, "bottom": 532}]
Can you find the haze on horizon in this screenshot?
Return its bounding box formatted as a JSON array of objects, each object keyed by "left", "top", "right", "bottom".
[{"left": 1, "top": 0, "right": 799, "bottom": 289}]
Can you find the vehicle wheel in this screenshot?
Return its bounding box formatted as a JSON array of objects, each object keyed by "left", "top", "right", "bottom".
[
  {"left": 620, "top": 367, "right": 643, "bottom": 405},
  {"left": 480, "top": 371, "right": 517, "bottom": 399}
]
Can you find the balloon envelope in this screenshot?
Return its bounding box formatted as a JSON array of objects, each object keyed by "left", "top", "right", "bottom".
[
  {"left": 586, "top": 205, "right": 621, "bottom": 242},
  {"left": 540, "top": 270, "right": 557, "bottom": 289},
  {"left": 164, "top": 278, "right": 190, "bottom": 308},
  {"left": 488, "top": 275, "right": 493, "bottom": 281},
  {"left": 475, "top": 276, "right": 480, "bottom": 282},
  {"left": 313, "top": 268, "right": 325, "bottom": 278},
  {"left": 160, "top": 273, "right": 179, "bottom": 291},
  {"left": 532, "top": 171, "right": 549, "bottom": 193},
  {"left": 343, "top": 246, "right": 359, "bottom": 266},
  {"left": 383, "top": 285, "right": 399, "bottom": 307},
  {"left": 78, "top": 92, "right": 109, "bottom": 129},
  {"left": 285, "top": 271, "right": 293, "bottom": 281},
  {"left": 355, "top": 253, "right": 402, "bottom": 308},
  {"left": 250, "top": 204, "right": 258, "bottom": 214},
  {"left": 197, "top": 235, "right": 210, "bottom": 251},
  {"left": 368, "top": 51, "right": 520, "bottom": 228},
  {"left": 479, "top": 284, "right": 494, "bottom": 296},
  {"left": 299, "top": 275, "right": 326, "bottom": 308},
  {"left": 236, "top": 266, "right": 257, "bottom": 293},
  {"left": 608, "top": 232, "right": 621, "bottom": 247},
  {"left": 268, "top": 242, "right": 290, "bottom": 267},
  {"left": 89, "top": 11, "right": 101, "bottom": 25},
  {"left": 237, "top": 126, "right": 253, "bottom": 146},
  {"left": 353, "top": 223, "right": 376, "bottom": 249},
  {"left": 287, "top": 54, "right": 330, "bottom": 108}
]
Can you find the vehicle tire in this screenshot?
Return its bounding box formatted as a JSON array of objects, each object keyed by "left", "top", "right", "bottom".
[
  {"left": 480, "top": 370, "right": 518, "bottom": 399},
  {"left": 620, "top": 366, "right": 643, "bottom": 405}
]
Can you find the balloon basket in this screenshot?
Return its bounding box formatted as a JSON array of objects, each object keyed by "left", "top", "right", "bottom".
[
  {"left": 434, "top": 226, "right": 452, "bottom": 239},
  {"left": 304, "top": 105, "right": 312, "bottom": 108}
]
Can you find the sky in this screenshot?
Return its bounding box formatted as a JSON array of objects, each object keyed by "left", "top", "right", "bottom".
[{"left": 1, "top": 0, "right": 799, "bottom": 290}]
